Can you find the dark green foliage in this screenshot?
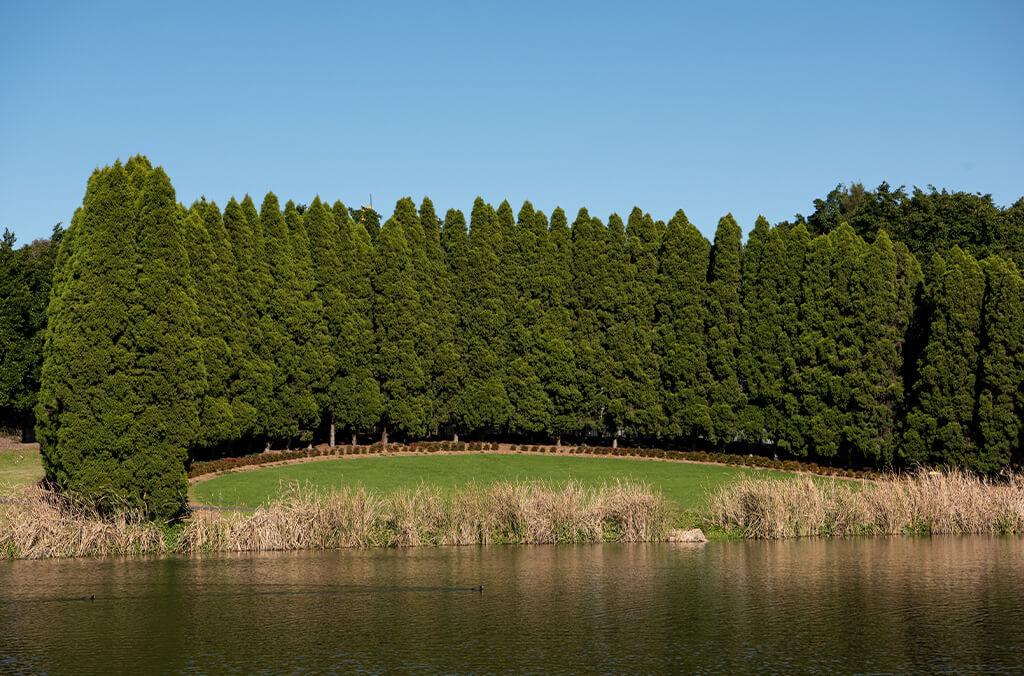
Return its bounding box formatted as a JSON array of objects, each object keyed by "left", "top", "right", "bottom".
[
  {"left": 459, "top": 198, "right": 512, "bottom": 432},
  {"left": 805, "top": 182, "right": 1020, "bottom": 265},
  {"left": 37, "top": 160, "right": 201, "bottom": 519},
  {"left": 0, "top": 225, "right": 60, "bottom": 436},
  {"left": 506, "top": 202, "right": 552, "bottom": 435},
  {"left": 258, "top": 195, "right": 326, "bottom": 444},
  {"left": 183, "top": 199, "right": 247, "bottom": 446},
  {"left": 619, "top": 208, "right": 664, "bottom": 438},
  {"left": 657, "top": 210, "right": 712, "bottom": 440},
  {"left": 331, "top": 201, "right": 382, "bottom": 438},
  {"left": 903, "top": 248, "right": 987, "bottom": 468},
  {"left": 14, "top": 158, "right": 1024, "bottom": 505},
  {"left": 975, "top": 256, "right": 1024, "bottom": 470},
  {"left": 569, "top": 208, "right": 611, "bottom": 436},
  {"left": 705, "top": 214, "right": 745, "bottom": 445},
  {"left": 536, "top": 207, "right": 580, "bottom": 441},
  {"left": 374, "top": 198, "right": 427, "bottom": 438}
]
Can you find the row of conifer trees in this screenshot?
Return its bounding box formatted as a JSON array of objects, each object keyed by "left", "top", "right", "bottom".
[{"left": 35, "top": 158, "right": 1024, "bottom": 518}]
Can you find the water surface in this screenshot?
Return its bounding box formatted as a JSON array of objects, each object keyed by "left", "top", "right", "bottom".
[{"left": 1, "top": 538, "right": 1022, "bottom": 673}]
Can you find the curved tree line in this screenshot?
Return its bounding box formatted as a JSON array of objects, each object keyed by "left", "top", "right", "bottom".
[{"left": 2, "top": 157, "right": 1021, "bottom": 518}]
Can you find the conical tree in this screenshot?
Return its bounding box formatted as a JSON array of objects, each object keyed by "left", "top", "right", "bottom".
[
  {"left": 38, "top": 161, "right": 202, "bottom": 519},
  {"left": 304, "top": 197, "right": 348, "bottom": 445},
  {"left": 460, "top": 198, "right": 512, "bottom": 433},
  {"left": 374, "top": 198, "right": 427, "bottom": 441},
  {"left": 332, "top": 200, "right": 383, "bottom": 444},
  {"left": 126, "top": 166, "right": 205, "bottom": 517},
  {"left": 705, "top": 214, "right": 745, "bottom": 446},
  {"left": 903, "top": 247, "right": 986, "bottom": 467},
  {"left": 183, "top": 199, "right": 243, "bottom": 446},
  {"left": 259, "top": 194, "right": 323, "bottom": 446},
  {"left": 570, "top": 208, "right": 611, "bottom": 437},
  {"left": 538, "top": 207, "right": 580, "bottom": 443},
  {"left": 419, "top": 198, "right": 460, "bottom": 435},
  {"left": 222, "top": 197, "right": 273, "bottom": 441},
  {"left": 505, "top": 202, "right": 550, "bottom": 436},
  {"left": 656, "top": 210, "right": 712, "bottom": 441},
  {"left": 975, "top": 256, "right": 1024, "bottom": 471},
  {"left": 441, "top": 208, "right": 470, "bottom": 438}
]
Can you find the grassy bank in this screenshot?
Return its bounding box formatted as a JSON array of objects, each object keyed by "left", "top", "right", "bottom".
[
  {"left": 0, "top": 442, "right": 42, "bottom": 492},
  {"left": 1, "top": 481, "right": 669, "bottom": 559},
  {"left": 705, "top": 470, "right": 1024, "bottom": 538},
  {"left": 191, "top": 453, "right": 793, "bottom": 512}
]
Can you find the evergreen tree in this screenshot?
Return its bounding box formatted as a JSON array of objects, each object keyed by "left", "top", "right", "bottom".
[
  {"left": 705, "top": 214, "right": 745, "bottom": 445},
  {"left": 505, "top": 202, "right": 550, "bottom": 436},
  {"left": 127, "top": 166, "right": 205, "bottom": 517},
  {"left": 847, "top": 230, "right": 920, "bottom": 464},
  {"left": 774, "top": 223, "right": 812, "bottom": 452},
  {"left": 374, "top": 198, "right": 427, "bottom": 440},
  {"left": 975, "top": 256, "right": 1024, "bottom": 470},
  {"left": 419, "top": 198, "right": 461, "bottom": 435},
  {"left": 0, "top": 225, "right": 61, "bottom": 438},
  {"left": 903, "top": 248, "right": 986, "bottom": 467},
  {"left": 183, "top": 199, "right": 244, "bottom": 446},
  {"left": 570, "top": 208, "right": 611, "bottom": 437},
  {"left": 539, "top": 207, "right": 580, "bottom": 443},
  {"left": 332, "top": 201, "right": 383, "bottom": 443},
  {"left": 738, "top": 216, "right": 775, "bottom": 442},
  {"left": 460, "top": 198, "right": 512, "bottom": 433},
  {"left": 222, "top": 197, "right": 273, "bottom": 441},
  {"left": 656, "top": 210, "right": 712, "bottom": 440},
  {"left": 440, "top": 208, "right": 470, "bottom": 437},
  {"left": 620, "top": 207, "right": 664, "bottom": 439},
  {"left": 259, "top": 194, "right": 323, "bottom": 445},
  {"left": 304, "top": 197, "right": 348, "bottom": 445},
  {"left": 38, "top": 161, "right": 202, "bottom": 519}
]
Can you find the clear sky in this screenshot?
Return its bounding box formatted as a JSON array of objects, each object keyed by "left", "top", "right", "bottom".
[{"left": 2, "top": 1, "right": 1021, "bottom": 243}]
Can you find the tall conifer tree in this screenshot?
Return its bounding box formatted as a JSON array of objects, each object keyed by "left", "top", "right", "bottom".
[
  {"left": 656, "top": 210, "right": 712, "bottom": 440},
  {"left": 374, "top": 198, "right": 427, "bottom": 440},
  {"left": 705, "top": 214, "right": 745, "bottom": 445}
]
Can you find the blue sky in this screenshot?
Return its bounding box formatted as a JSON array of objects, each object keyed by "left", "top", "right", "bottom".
[{"left": 2, "top": 1, "right": 1021, "bottom": 243}]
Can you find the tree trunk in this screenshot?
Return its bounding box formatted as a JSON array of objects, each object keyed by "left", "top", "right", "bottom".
[
  {"left": 453, "top": 432, "right": 459, "bottom": 443},
  {"left": 264, "top": 440, "right": 271, "bottom": 453},
  {"left": 612, "top": 437, "right": 618, "bottom": 449},
  {"left": 329, "top": 416, "right": 336, "bottom": 448},
  {"left": 556, "top": 435, "right": 561, "bottom": 448},
  {"left": 352, "top": 432, "right": 358, "bottom": 447},
  {"left": 381, "top": 426, "right": 388, "bottom": 446}
]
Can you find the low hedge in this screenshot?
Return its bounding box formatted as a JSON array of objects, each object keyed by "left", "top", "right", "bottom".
[{"left": 188, "top": 441, "right": 880, "bottom": 480}]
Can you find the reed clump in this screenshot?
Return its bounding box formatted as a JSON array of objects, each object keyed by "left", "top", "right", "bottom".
[
  {"left": 178, "top": 480, "right": 669, "bottom": 554},
  {"left": 0, "top": 485, "right": 166, "bottom": 559},
  {"left": 705, "top": 470, "right": 1024, "bottom": 538},
  {"left": 0, "top": 480, "right": 669, "bottom": 558}
]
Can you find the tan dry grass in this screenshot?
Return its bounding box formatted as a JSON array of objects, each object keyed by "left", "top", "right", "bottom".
[
  {"left": 0, "top": 480, "right": 671, "bottom": 558},
  {"left": 178, "top": 480, "right": 669, "bottom": 554},
  {"left": 0, "top": 485, "right": 165, "bottom": 559},
  {"left": 705, "top": 470, "right": 1024, "bottom": 538}
]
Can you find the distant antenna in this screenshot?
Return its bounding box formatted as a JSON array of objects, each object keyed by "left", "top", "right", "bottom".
[{"left": 369, "top": 193, "right": 373, "bottom": 210}]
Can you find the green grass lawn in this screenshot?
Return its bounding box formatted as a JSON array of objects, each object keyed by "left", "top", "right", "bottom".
[
  {"left": 0, "top": 447, "right": 43, "bottom": 492},
  {"left": 190, "top": 453, "right": 794, "bottom": 511}
]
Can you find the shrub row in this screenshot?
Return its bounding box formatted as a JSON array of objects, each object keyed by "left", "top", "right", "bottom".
[{"left": 188, "top": 441, "right": 880, "bottom": 480}]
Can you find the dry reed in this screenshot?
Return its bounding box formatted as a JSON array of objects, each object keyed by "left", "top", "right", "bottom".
[
  {"left": 0, "top": 480, "right": 669, "bottom": 558},
  {"left": 0, "top": 485, "right": 165, "bottom": 559},
  {"left": 177, "top": 480, "right": 669, "bottom": 554},
  {"left": 705, "top": 470, "right": 1024, "bottom": 538}
]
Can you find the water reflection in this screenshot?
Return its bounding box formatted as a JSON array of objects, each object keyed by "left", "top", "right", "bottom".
[{"left": 1, "top": 538, "right": 1022, "bottom": 673}]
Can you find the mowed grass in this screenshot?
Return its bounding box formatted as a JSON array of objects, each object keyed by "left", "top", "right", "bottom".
[
  {"left": 190, "top": 453, "right": 796, "bottom": 512},
  {"left": 0, "top": 446, "right": 43, "bottom": 492}
]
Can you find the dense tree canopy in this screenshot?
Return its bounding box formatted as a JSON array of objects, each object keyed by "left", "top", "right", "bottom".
[{"left": 11, "top": 161, "right": 1024, "bottom": 517}]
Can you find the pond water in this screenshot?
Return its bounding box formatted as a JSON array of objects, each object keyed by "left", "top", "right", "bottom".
[{"left": 1, "top": 538, "right": 1022, "bottom": 673}]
